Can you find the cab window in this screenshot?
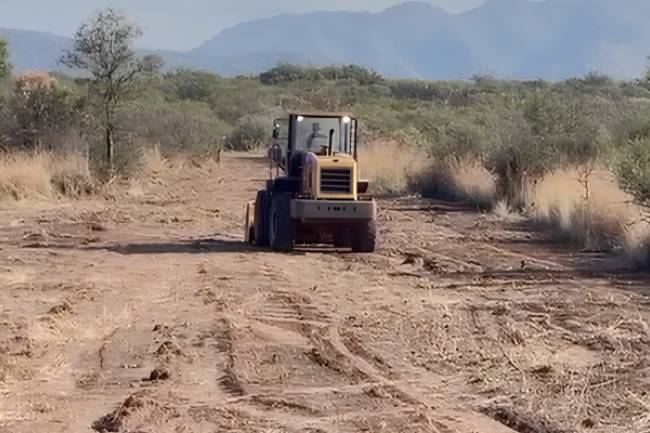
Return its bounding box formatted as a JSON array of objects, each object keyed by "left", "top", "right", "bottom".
[{"left": 295, "top": 116, "right": 342, "bottom": 154}]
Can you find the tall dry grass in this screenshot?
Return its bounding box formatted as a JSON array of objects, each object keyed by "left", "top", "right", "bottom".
[
  {"left": 0, "top": 151, "right": 93, "bottom": 201},
  {"left": 410, "top": 160, "right": 498, "bottom": 210},
  {"left": 358, "top": 141, "right": 498, "bottom": 209},
  {"left": 529, "top": 166, "right": 650, "bottom": 265},
  {"left": 358, "top": 140, "right": 424, "bottom": 195},
  {"left": 140, "top": 144, "right": 168, "bottom": 176},
  {"left": 0, "top": 152, "right": 52, "bottom": 200}
]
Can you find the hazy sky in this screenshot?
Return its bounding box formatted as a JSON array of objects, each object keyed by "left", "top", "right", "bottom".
[{"left": 0, "top": 0, "right": 485, "bottom": 50}]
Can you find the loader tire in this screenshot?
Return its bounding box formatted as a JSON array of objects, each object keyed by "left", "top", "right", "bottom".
[
  {"left": 269, "top": 193, "right": 295, "bottom": 252},
  {"left": 254, "top": 191, "right": 270, "bottom": 247},
  {"left": 333, "top": 230, "right": 350, "bottom": 248},
  {"left": 351, "top": 220, "right": 377, "bottom": 253}
]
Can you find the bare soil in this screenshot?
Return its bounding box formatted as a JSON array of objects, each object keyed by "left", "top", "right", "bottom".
[{"left": 1, "top": 153, "right": 649, "bottom": 433}]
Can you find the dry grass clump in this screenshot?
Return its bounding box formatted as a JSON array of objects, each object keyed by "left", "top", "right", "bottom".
[
  {"left": 410, "top": 160, "right": 497, "bottom": 210},
  {"left": 491, "top": 200, "right": 522, "bottom": 222},
  {"left": 0, "top": 152, "right": 53, "bottom": 200},
  {"left": 358, "top": 140, "right": 424, "bottom": 195},
  {"left": 0, "top": 151, "right": 93, "bottom": 201},
  {"left": 140, "top": 144, "right": 168, "bottom": 176},
  {"left": 622, "top": 217, "right": 650, "bottom": 268},
  {"left": 528, "top": 166, "right": 650, "bottom": 261},
  {"left": 49, "top": 153, "right": 93, "bottom": 197},
  {"left": 359, "top": 140, "right": 497, "bottom": 208},
  {"left": 454, "top": 161, "right": 498, "bottom": 209},
  {"left": 138, "top": 143, "right": 222, "bottom": 178}
]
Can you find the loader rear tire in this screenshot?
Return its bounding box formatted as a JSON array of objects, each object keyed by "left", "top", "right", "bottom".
[
  {"left": 333, "top": 230, "right": 350, "bottom": 248},
  {"left": 269, "top": 193, "right": 295, "bottom": 252},
  {"left": 254, "top": 191, "right": 270, "bottom": 247},
  {"left": 351, "top": 220, "right": 376, "bottom": 253}
]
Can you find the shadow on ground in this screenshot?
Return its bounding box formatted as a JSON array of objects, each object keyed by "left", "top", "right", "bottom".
[{"left": 25, "top": 237, "right": 356, "bottom": 256}]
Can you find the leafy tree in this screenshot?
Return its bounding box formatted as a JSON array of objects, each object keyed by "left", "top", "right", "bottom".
[{"left": 59, "top": 8, "right": 162, "bottom": 173}]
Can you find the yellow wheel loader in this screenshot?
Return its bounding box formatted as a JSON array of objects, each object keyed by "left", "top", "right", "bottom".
[{"left": 245, "top": 112, "right": 377, "bottom": 253}]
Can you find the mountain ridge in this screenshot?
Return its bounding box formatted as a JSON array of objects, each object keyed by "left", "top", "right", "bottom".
[{"left": 2, "top": 0, "right": 650, "bottom": 80}]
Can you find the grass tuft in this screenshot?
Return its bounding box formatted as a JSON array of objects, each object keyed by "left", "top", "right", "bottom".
[
  {"left": 358, "top": 140, "right": 424, "bottom": 195},
  {"left": 0, "top": 151, "right": 93, "bottom": 201}
]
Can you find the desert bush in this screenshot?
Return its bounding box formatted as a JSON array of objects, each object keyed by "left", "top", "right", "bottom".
[
  {"left": 354, "top": 100, "right": 420, "bottom": 136},
  {"left": 616, "top": 137, "right": 650, "bottom": 206},
  {"left": 615, "top": 99, "right": 650, "bottom": 142},
  {"left": 2, "top": 71, "right": 80, "bottom": 149},
  {"left": 424, "top": 105, "right": 507, "bottom": 163},
  {"left": 290, "top": 79, "right": 390, "bottom": 112},
  {"left": 204, "top": 77, "right": 279, "bottom": 123},
  {"left": 389, "top": 79, "right": 472, "bottom": 104},
  {"left": 224, "top": 115, "right": 269, "bottom": 151},
  {"left": 127, "top": 100, "right": 229, "bottom": 157},
  {"left": 260, "top": 64, "right": 383, "bottom": 86},
  {"left": 162, "top": 69, "right": 222, "bottom": 103}
]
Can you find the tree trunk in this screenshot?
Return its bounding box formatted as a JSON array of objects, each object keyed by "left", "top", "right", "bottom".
[
  {"left": 106, "top": 124, "right": 114, "bottom": 175},
  {"left": 105, "top": 101, "right": 115, "bottom": 175}
]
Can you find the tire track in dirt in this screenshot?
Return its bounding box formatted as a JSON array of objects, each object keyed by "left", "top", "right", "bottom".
[
  {"left": 214, "top": 317, "right": 245, "bottom": 398},
  {"left": 225, "top": 287, "right": 515, "bottom": 433}
]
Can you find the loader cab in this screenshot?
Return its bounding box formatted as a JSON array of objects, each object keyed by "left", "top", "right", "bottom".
[{"left": 271, "top": 113, "right": 359, "bottom": 177}]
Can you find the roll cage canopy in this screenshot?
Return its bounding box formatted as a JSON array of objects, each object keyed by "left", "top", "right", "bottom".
[{"left": 272, "top": 113, "right": 359, "bottom": 165}]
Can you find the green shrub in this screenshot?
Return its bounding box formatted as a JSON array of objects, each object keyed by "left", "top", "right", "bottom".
[
  {"left": 1, "top": 72, "right": 82, "bottom": 150},
  {"left": 0, "top": 38, "right": 9, "bottom": 81},
  {"left": 162, "top": 69, "right": 222, "bottom": 103},
  {"left": 207, "top": 78, "right": 279, "bottom": 123},
  {"left": 224, "top": 115, "right": 270, "bottom": 151},
  {"left": 617, "top": 137, "right": 650, "bottom": 206},
  {"left": 126, "top": 100, "right": 229, "bottom": 156},
  {"left": 259, "top": 64, "right": 383, "bottom": 86}
]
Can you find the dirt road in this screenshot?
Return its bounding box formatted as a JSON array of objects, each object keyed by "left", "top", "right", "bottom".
[{"left": 1, "top": 154, "right": 649, "bottom": 433}]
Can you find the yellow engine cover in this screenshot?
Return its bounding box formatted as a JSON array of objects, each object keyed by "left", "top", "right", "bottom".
[{"left": 302, "top": 153, "right": 357, "bottom": 200}]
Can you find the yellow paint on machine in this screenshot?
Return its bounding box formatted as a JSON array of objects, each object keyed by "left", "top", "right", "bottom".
[{"left": 303, "top": 154, "right": 358, "bottom": 201}]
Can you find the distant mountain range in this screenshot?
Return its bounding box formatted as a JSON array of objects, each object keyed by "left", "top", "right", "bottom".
[
  {"left": 0, "top": 28, "right": 71, "bottom": 73},
  {"left": 2, "top": 0, "right": 650, "bottom": 80}
]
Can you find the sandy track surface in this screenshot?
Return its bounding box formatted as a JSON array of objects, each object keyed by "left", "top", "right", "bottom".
[{"left": 1, "top": 154, "right": 649, "bottom": 433}]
